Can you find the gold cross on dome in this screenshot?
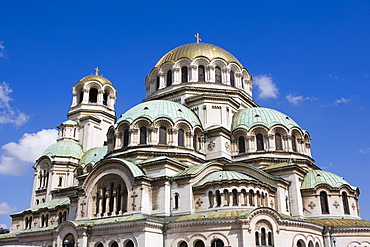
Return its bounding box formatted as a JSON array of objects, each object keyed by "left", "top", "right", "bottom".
[
  {"left": 194, "top": 33, "right": 201, "bottom": 43},
  {"left": 94, "top": 67, "right": 100, "bottom": 75}
]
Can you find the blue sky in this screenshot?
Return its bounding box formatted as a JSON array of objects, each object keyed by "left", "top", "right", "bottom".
[{"left": 0, "top": 1, "right": 370, "bottom": 228}]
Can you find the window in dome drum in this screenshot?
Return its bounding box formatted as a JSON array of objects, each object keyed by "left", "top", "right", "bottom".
[
  {"left": 198, "top": 65, "right": 205, "bottom": 81},
  {"left": 230, "top": 70, "right": 235, "bottom": 86},
  {"left": 178, "top": 129, "right": 184, "bottom": 147},
  {"left": 320, "top": 191, "right": 330, "bottom": 214},
  {"left": 275, "top": 133, "right": 283, "bottom": 150},
  {"left": 166, "top": 70, "right": 172, "bottom": 86},
  {"left": 140, "top": 127, "right": 147, "bottom": 144},
  {"left": 159, "top": 126, "right": 167, "bottom": 144},
  {"left": 256, "top": 133, "right": 264, "bottom": 151},
  {"left": 181, "top": 67, "right": 188, "bottom": 83},
  {"left": 291, "top": 135, "right": 297, "bottom": 152},
  {"left": 215, "top": 67, "right": 222, "bottom": 83},
  {"left": 238, "top": 136, "right": 245, "bottom": 153}
]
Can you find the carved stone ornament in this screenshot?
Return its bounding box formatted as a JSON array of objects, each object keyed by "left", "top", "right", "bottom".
[
  {"left": 196, "top": 197, "right": 203, "bottom": 208},
  {"left": 308, "top": 201, "right": 316, "bottom": 209},
  {"left": 208, "top": 141, "right": 215, "bottom": 151},
  {"left": 225, "top": 142, "right": 230, "bottom": 150},
  {"left": 333, "top": 201, "right": 340, "bottom": 209}
]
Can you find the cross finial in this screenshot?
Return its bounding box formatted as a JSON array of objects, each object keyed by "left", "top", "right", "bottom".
[
  {"left": 94, "top": 67, "right": 100, "bottom": 75},
  {"left": 194, "top": 33, "right": 201, "bottom": 43}
]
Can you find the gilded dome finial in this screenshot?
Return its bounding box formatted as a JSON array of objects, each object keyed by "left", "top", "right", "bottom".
[
  {"left": 194, "top": 33, "right": 201, "bottom": 43},
  {"left": 94, "top": 67, "right": 100, "bottom": 75}
]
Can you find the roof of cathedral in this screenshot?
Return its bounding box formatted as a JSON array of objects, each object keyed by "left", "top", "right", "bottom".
[
  {"left": 15, "top": 198, "right": 70, "bottom": 214},
  {"left": 79, "top": 74, "right": 112, "bottom": 85},
  {"left": 305, "top": 218, "right": 370, "bottom": 227},
  {"left": 193, "top": 170, "right": 257, "bottom": 187},
  {"left": 116, "top": 100, "right": 201, "bottom": 127},
  {"left": 155, "top": 43, "right": 243, "bottom": 68},
  {"left": 301, "top": 169, "right": 356, "bottom": 189},
  {"left": 79, "top": 146, "right": 107, "bottom": 166},
  {"left": 232, "top": 107, "right": 300, "bottom": 131},
  {"left": 42, "top": 140, "right": 84, "bottom": 159}
]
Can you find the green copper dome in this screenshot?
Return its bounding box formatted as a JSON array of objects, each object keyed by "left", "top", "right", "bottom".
[
  {"left": 79, "top": 146, "right": 107, "bottom": 166},
  {"left": 43, "top": 140, "right": 84, "bottom": 159},
  {"left": 301, "top": 170, "right": 356, "bottom": 189},
  {"left": 116, "top": 100, "right": 201, "bottom": 127},
  {"left": 232, "top": 107, "right": 300, "bottom": 131},
  {"left": 194, "top": 171, "right": 257, "bottom": 187}
]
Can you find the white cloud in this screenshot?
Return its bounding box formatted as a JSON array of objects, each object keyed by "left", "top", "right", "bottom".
[
  {"left": 0, "top": 82, "right": 29, "bottom": 127},
  {"left": 253, "top": 75, "right": 278, "bottom": 99},
  {"left": 0, "top": 129, "right": 58, "bottom": 176},
  {"left": 0, "top": 223, "right": 8, "bottom": 229},
  {"left": 358, "top": 147, "right": 370, "bottom": 154},
  {"left": 286, "top": 93, "right": 317, "bottom": 105},
  {"left": 0, "top": 41, "right": 5, "bottom": 58},
  {"left": 0, "top": 202, "right": 16, "bottom": 215},
  {"left": 334, "top": 97, "right": 350, "bottom": 106}
]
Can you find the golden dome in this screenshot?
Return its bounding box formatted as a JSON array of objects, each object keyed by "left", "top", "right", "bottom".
[
  {"left": 155, "top": 43, "right": 243, "bottom": 68},
  {"left": 79, "top": 75, "right": 112, "bottom": 85}
]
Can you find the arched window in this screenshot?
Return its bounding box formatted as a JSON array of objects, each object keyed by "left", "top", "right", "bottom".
[
  {"left": 224, "top": 189, "right": 230, "bottom": 206},
  {"left": 123, "top": 129, "right": 130, "bottom": 147},
  {"left": 268, "top": 232, "right": 273, "bottom": 246},
  {"left": 45, "top": 214, "right": 49, "bottom": 227},
  {"left": 36, "top": 199, "right": 39, "bottom": 205},
  {"left": 198, "top": 65, "right": 205, "bottom": 81},
  {"left": 41, "top": 214, "right": 45, "bottom": 227},
  {"left": 78, "top": 90, "right": 83, "bottom": 104},
  {"left": 58, "top": 212, "right": 63, "bottom": 224},
  {"left": 166, "top": 70, "right": 172, "bottom": 86},
  {"left": 89, "top": 88, "right": 98, "bottom": 103},
  {"left": 194, "top": 240, "right": 205, "bottom": 247},
  {"left": 297, "top": 240, "right": 305, "bottom": 247},
  {"left": 111, "top": 241, "right": 118, "bottom": 247},
  {"left": 63, "top": 233, "right": 75, "bottom": 247},
  {"left": 256, "top": 133, "right": 264, "bottom": 151},
  {"left": 249, "top": 190, "right": 255, "bottom": 206},
  {"left": 275, "top": 133, "right": 283, "bottom": 150},
  {"left": 102, "top": 187, "right": 107, "bottom": 214},
  {"left": 103, "top": 91, "right": 108, "bottom": 106},
  {"left": 58, "top": 177, "right": 63, "bottom": 186},
  {"left": 178, "top": 129, "right": 185, "bottom": 147},
  {"left": 174, "top": 193, "right": 179, "bottom": 209},
  {"left": 255, "top": 232, "right": 259, "bottom": 245},
  {"left": 208, "top": 191, "right": 214, "bottom": 208},
  {"left": 109, "top": 183, "right": 115, "bottom": 213},
  {"left": 125, "top": 240, "right": 134, "bottom": 247},
  {"left": 211, "top": 239, "right": 224, "bottom": 247},
  {"left": 230, "top": 70, "right": 235, "bottom": 86},
  {"left": 342, "top": 191, "right": 350, "bottom": 215},
  {"left": 308, "top": 241, "right": 314, "bottom": 247},
  {"left": 159, "top": 126, "right": 167, "bottom": 145},
  {"left": 238, "top": 136, "right": 246, "bottom": 153},
  {"left": 291, "top": 135, "right": 297, "bottom": 152},
  {"left": 97, "top": 243, "right": 103, "bottom": 247},
  {"left": 215, "top": 67, "right": 222, "bottom": 83},
  {"left": 140, "top": 127, "right": 147, "bottom": 144},
  {"left": 181, "top": 67, "right": 188, "bottom": 83},
  {"left": 63, "top": 211, "right": 67, "bottom": 221},
  {"left": 261, "top": 228, "right": 266, "bottom": 245},
  {"left": 232, "top": 189, "right": 238, "bottom": 206},
  {"left": 179, "top": 241, "right": 188, "bottom": 247},
  {"left": 320, "top": 191, "right": 330, "bottom": 214},
  {"left": 215, "top": 190, "right": 221, "bottom": 207},
  {"left": 156, "top": 76, "right": 160, "bottom": 90}
]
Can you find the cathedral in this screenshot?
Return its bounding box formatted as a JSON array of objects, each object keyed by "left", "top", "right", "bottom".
[{"left": 1, "top": 39, "right": 370, "bottom": 247}]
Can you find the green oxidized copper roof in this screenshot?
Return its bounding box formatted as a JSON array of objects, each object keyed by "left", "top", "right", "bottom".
[
  {"left": 301, "top": 170, "right": 356, "bottom": 189},
  {"left": 108, "top": 158, "right": 145, "bottom": 177},
  {"left": 62, "top": 120, "right": 78, "bottom": 126},
  {"left": 42, "top": 140, "right": 83, "bottom": 159},
  {"left": 16, "top": 198, "right": 70, "bottom": 214},
  {"left": 232, "top": 107, "right": 299, "bottom": 131},
  {"left": 175, "top": 162, "right": 215, "bottom": 177},
  {"left": 305, "top": 218, "right": 370, "bottom": 227},
  {"left": 79, "top": 146, "right": 107, "bottom": 166},
  {"left": 194, "top": 170, "right": 257, "bottom": 187},
  {"left": 116, "top": 100, "right": 201, "bottom": 127}
]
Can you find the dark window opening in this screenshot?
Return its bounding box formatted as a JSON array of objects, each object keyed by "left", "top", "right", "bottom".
[
  {"left": 166, "top": 70, "right": 172, "bottom": 86},
  {"left": 156, "top": 76, "right": 160, "bottom": 90},
  {"left": 63, "top": 233, "right": 75, "bottom": 247},
  {"left": 123, "top": 129, "right": 129, "bottom": 147},
  {"left": 178, "top": 129, "right": 185, "bottom": 147},
  {"left": 320, "top": 191, "right": 330, "bottom": 214},
  {"left": 215, "top": 67, "right": 222, "bottom": 83},
  {"left": 89, "top": 88, "right": 98, "bottom": 103},
  {"left": 232, "top": 189, "right": 238, "bottom": 206},
  {"left": 275, "top": 133, "right": 283, "bottom": 150},
  {"left": 181, "top": 67, "right": 188, "bottom": 83},
  {"left": 238, "top": 136, "right": 246, "bottom": 153},
  {"left": 342, "top": 191, "right": 350, "bottom": 215},
  {"left": 174, "top": 193, "right": 179, "bottom": 209},
  {"left": 292, "top": 135, "right": 297, "bottom": 152},
  {"left": 78, "top": 90, "right": 83, "bottom": 104},
  {"left": 159, "top": 126, "right": 167, "bottom": 145},
  {"left": 125, "top": 240, "right": 134, "bottom": 247},
  {"left": 256, "top": 133, "right": 264, "bottom": 151},
  {"left": 140, "top": 127, "right": 147, "bottom": 144},
  {"left": 198, "top": 65, "right": 205, "bottom": 81},
  {"left": 211, "top": 239, "right": 224, "bottom": 247},
  {"left": 179, "top": 241, "right": 188, "bottom": 247},
  {"left": 230, "top": 70, "right": 235, "bottom": 86},
  {"left": 103, "top": 92, "right": 108, "bottom": 106},
  {"left": 216, "top": 190, "right": 221, "bottom": 207},
  {"left": 194, "top": 240, "right": 205, "bottom": 247}
]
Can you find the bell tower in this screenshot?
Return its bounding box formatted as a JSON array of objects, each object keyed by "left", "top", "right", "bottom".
[{"left": 68, "top": 68, "right": 117, "bottom": 151}]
